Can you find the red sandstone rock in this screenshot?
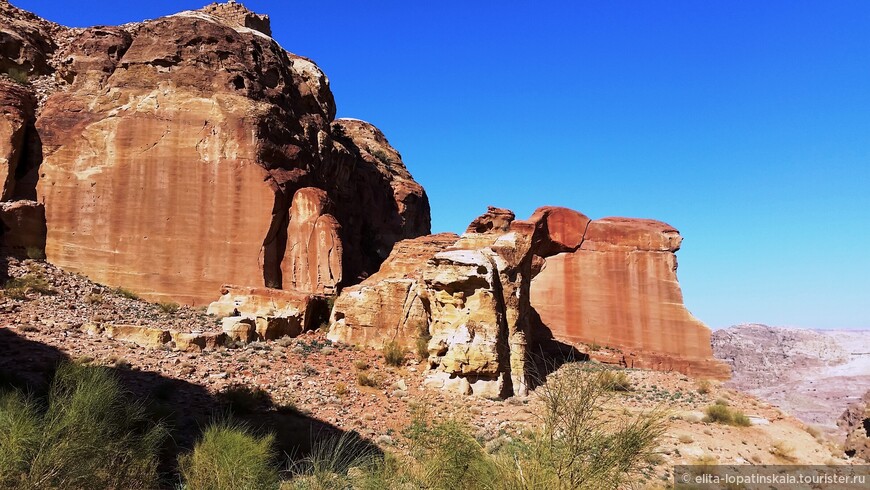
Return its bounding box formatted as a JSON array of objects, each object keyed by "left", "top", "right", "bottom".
[
  {"left": 529, "top": 216, "right": 729, "bottom": 379},
  {"left": 0, "top": 78, "right": 37, "bottom": 200},
  {"left": 282, "top": 187, "right": 342, "bottom": 294},
  {"left": 466, "top": 206, "right": 515, "bottom": 234},
  {"left": 0, "top": 200, "right": 46, "bottom": 256},
  {"left": 0, "top": 1, "right": 58, "bottom": 76},
  {"left": 28, "top": 3, "right": 429, "bottom": 304}
]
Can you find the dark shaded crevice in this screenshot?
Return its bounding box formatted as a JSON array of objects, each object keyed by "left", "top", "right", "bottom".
[
  {"left": 10, "top": 118, "right": 42, "bottom": 201},
  {"left": 262, "top": 189, "right": 289, "bottom": 289}
]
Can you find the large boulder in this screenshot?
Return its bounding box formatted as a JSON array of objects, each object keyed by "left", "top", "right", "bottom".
[
  {"left": 29, "top": 3, "right": 429, "bottom": 304},
  {"left": 0, "top": 1, "right": 59, "bottom": 77}
]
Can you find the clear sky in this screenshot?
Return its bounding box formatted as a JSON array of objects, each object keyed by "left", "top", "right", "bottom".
[{"left": 14, "top": 1, "right": 870, "bottom": 329}]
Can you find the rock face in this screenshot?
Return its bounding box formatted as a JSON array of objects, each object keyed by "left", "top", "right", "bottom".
[
  {"left": 839, "top": 391, "right": 870, "bottom": 461},
  {"left": 330, "top": 206, "right": 726, "bottom": 396},
  {"left": 0, "top": 76, "right": 46, "bottom": 256},
  {"left": 530, "top": 217, "right": 729, "bottom": 379},
  {"left": 5, "top": 1, "right": 428, "bottom": 304},
  {"left": 329, "top": 233, "right": 458, "bottom": 349},
  {"left": 0, "top": 0, "right": 59, "bottom": 77},
  {"left": 282, "top": 187, "right": 342, "bottom": 294}
]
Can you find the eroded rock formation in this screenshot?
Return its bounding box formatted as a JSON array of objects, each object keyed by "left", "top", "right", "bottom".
[
  {"left": 839, "top": 391, "right": 870, "bottom": 461},
  {"left": 330, "top": 206, "right": 728, "bottom": 397},
  {"left": 531, "top": 217, "right": 729, "bottom": 379},
  {"left": 2, "top": 1, "right": 429, "bottom": 303}
]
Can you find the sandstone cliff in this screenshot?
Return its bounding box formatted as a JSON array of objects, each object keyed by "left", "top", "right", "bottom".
[
  {"left": 1, "top": 1, "right": 429, "bottom": 303},
  {"left": 330, "top": 206, "right": 728, "bottom": 397}
]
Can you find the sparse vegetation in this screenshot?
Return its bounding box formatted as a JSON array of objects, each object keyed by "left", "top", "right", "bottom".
[
  {"left": 353, "top": 360, "right": 370, "bottom": 371},
  {"left": 3, "top": 67, "right": 29, "bottom": 85},
  {"left": 111, "top": 286, "right": 140, "bottom": 300},
  {"left": 770, "top": 440, "right": 796, "bottom": 461},
  {"left": 356, "top": 372, "right": 382, "bottom": 388},
  {"left": 156, "top": 301, "right": 180, "bottom": 314},
  {"left": 696, "top": 378, "right": 712, "bottom": 395},
  {"left": 371, "top": 149, "right": 393, "bottom": 165},
  {"left": 382, "top": 341, "right": 406, "bottom": 367},
  {"left": 0, "top": 363, "right": 167, "bottom": 489},
  {"left": 599, "top": 369, "right": 633, "bottom": 392},
  {"left": 179, "top": 419, "right": 277, "bottom": 490},
  {"left": 703, "top": 402, "right": 751, "bottom": 427},
  {"left": 3, "top": 273, "right": 56, "bottom": 300},
  {"left": 415, "top": 323, "right": 431, "bottom": 361},
  {"left": 219, "top": 383, "right": 272, "bottom": 415},
  {"left": 25, "top": 247, "right": 46, "bottom": 260}
]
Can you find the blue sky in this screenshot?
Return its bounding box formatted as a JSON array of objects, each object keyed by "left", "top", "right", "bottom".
[{"left": 16, "top": 1, "right": 870, "bottom": 329}]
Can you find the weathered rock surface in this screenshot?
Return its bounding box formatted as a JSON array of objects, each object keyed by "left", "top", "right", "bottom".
[
  {"left": 208, "top": 284, "right": 328, "bottom": 342},
  {"left": 0, "top": 200, "right": 46, "bottom": 255},
  {"left": 714, "top": 324, "right": 870, "bottom": 433},
  {"left": 531, "top": 217, "right": 729, "bottom": 379},
  {"left": 328, "top": 233, "right": 458, "bottom": 349},
  {"left": 0, "top": 0, "right": 59, "bottom": 77},
  {"left": 282, "top": 187, "right": 342, "bottom": 294},
  {"left": 330, "top": 206, "right": 727, "bottom": 396},
  {"left": 9, "top": 1, "right": 428, "bottom": 304},
  {"left": 839, "top": 391, "right": 870, "bottom": 461}
]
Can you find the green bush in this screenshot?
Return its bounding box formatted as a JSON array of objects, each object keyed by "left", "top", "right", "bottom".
[
  {"left": 3, "top": 273, "right": 55, "bottom": 300},
  {"left": 382, "top": 341, "right": 406, "bottom": 367},
  {"left": 0, "top": 363, "right": 167, "bottom": 489},
  {"left": 703, "top": 403, "right": 751, "bottom": 427},
  {"left": 219, "top": 383, "right": 272, "bottom": 415},
  {"left": 157, "top": 301, "right": 180, "bottom": 314},
  {"left": 179, "top": 420, "right": 277, "bottom": 490},
  {"left": 599, "top": 369, "right": 633, "bottom": 392},
  {"left": 111, "top": 286, "right": 141, "bottom": 300},
  {"left": 3, "top": 68, "right": 29, "bottom": 85},
  {"left": 286, "top": 431, "right": 381, "bottom": 489}
]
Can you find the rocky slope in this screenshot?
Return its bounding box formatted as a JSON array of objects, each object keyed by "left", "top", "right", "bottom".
[
  {"left": 713, "top": 324, "right": 870, "bottom": 437},
  {"left": 2, "top": 0, "right": 430, "bottom": 305},
  {"left": 0, "top": 259, "right": 850, "bottom": 479}
]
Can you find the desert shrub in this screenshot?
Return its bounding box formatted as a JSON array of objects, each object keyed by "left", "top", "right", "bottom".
[
  {"left": 382, "top": 341, "right": 406, "bottom": 367},
  {"left": 492, "top": 364, "right": 667, "bottom": 489},
  {"left": 25, "top": 247, "right": 45, "bottom": 260},
  {"left": 179, "top": 420, "right": 277, "bottom": 490},
  {"left": 3, "top": 67, "right": 29, "bottom": 85},
  {"left": 286, "top": 431, "right": 382, "bottom": 490},
  {"left": 703, "top": 403, "right": 751, "bottom": 427},
  {"left": 770, "top": 440, "right": 796, "bottom": 461},
  {"left": 356, "top": 372, "right": 381, "bottom": 388},
  {"left": 353, "top": 360, "right": 370, "bottom": 371},
  {"left": 0, "top": 363, "right": 166, "bottom": 489},
  {"left": 219, "top": 383, "right": 272, "bottom": 415},
  {"left": 598, "top": 369, "right": 632, "bottom": 392},
  {"left": 415, "top": 323, "right": 431, "bottom": 361},
  {"left": 405, "top": 414, "right": 498, "bottom": 490},
  {"left": 111, "top": 286, "right": 140, "bottom": 300},
  {"left": 3, "top": 273, "right": 55, "bottom": 300},
  {"left": 696, "top": 378, "right": 712, "bottom": 395},
  {"left": 157, "top": 301, "right": 180, "bottom": 314},
  {"left": 334, "top": 382, "right": 348, "bottom": 397},
  {"left": 371, "top": 149, "right": 392, "bottom": 165}
]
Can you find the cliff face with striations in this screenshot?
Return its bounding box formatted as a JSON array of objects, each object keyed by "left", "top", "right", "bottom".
[
  {"left": 330, "top": 206, "right": 728, "bottom": 397},
  {"left": 530, "top": 217, "right": 729, "bottom": 379},
  {"left": 0, "top": 1, "right": 429, "bottom": 303}
]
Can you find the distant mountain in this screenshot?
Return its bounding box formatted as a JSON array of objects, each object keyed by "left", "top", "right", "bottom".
[{"left": 712, "top": 324, "right": 870, "bottom": 434}]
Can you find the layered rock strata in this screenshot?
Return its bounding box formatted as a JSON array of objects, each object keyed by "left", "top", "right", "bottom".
[
  {"left": 330, "top": 206, "right": 728, "bottom": 397},
  {"left": 1, "top": 1, "right": 429, "bottom": 303}
]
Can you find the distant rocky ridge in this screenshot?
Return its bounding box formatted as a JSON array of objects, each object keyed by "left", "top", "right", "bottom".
[
  {"left": 1, "top": 0, "right": 727, "bottom": 396},
  {"left": 713, "top": 324, "right": 870, "bottom": 436}
]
